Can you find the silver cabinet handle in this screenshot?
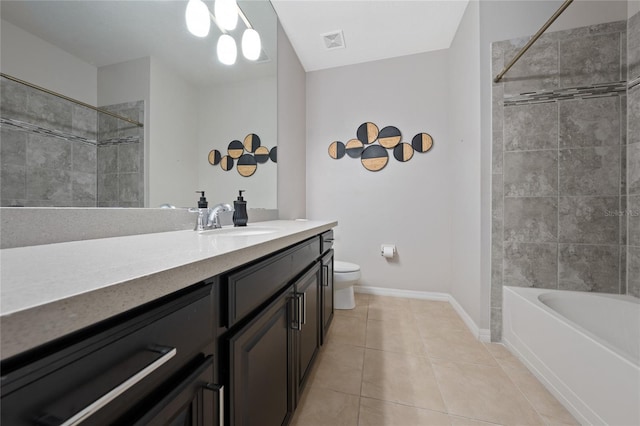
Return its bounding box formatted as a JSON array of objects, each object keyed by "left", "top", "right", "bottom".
[
  {"left": 291, "top": 294, "right": 302, "bottom": 330},
  {"left": 301, "top": 291, "right": 307, "bottom": 325},
  {"left": 61, "top": 346, "right": 176, "bottom": 426},
  {"left": 205, "top": 384, "right": 224, "bottom": 426},
  {"left": 322, "top": 265, "right": 329, "bottom": 286}
]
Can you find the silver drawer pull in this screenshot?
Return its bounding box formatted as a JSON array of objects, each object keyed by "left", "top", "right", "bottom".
[
  {"left": 205, "top": 384, "right": 224, "bottom": 426},
  {"left": 302, "top": 292, "right": 307, "bottom": 325},
  {"left": 60, "top": 346, "right": 177, "bottom": 426}
]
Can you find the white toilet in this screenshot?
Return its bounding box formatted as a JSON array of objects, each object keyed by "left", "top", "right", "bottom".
[{"left": 333, "top": 260, "right": 361, "bottom": 309}]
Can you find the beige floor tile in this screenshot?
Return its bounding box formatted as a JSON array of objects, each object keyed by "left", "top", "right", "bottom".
[
  {"left": 327, "top": 315, "right": 367, "bottom": 346},
  {"left": 368, "top": 295, "right": 412, "bottom": 311},
  {"left": 483, "top": 343, "right": 525, "bottom": 370},
  {"left": 449, "top": 415, "right": 502, "bottom": 425},
  {"left": 358, "top": 397, "right": 451, "bottom": 426},
  {"left": 307, "top": 342, "right": 365, "bottom": 396},
  {"left": 290, "top": 387, "right": 360, "bottom": 426},
  {"left": 361, "top": 349, "right": 446, "bottom": 412},
  {"left": 502, "top": 365, "right": 579, "bottom": 426},
  {"left": 423, "top": 329, "right": 497, "bottom": 366},
  {"left": 354, "top": 292, "right": 371, "bottom": 305},
  {"left": 367, "top": 305, "right": 415, "bottom": 322},
  {"left": 335, "top": 300, "right": 369, "bottom": 319},
  {"left": 414, "top": 310, "right": 469, "bottom": 336},
  {"left": 431, "top": 359, "right": 544, "bottom": 426},
  {"left": 409, "top": 299, "right": 456, "bottom": 315},
  {"left": 365, "top": 318, "right": 427, "bottom": 356}
]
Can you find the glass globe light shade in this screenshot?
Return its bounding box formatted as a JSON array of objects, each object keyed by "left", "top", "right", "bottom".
[
  {"left": 217, "top": 34, "right": 237, "bottom": 65},
  {"left": 185, "top": 0, "right": 210, "bottom": 38},
  {"left": 214, "top": 0, "right": 238, "bottom": 31},
  {"left": 242, "top": 28, "right": 261, "bottom": 61}
]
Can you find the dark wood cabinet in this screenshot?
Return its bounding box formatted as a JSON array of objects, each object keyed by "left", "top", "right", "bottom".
[
  {"left": 227, "top": 286, "right": 295, "bottom": 426},
  {"left": 293, "top": 263, "right": 321, "bottom": 402},
  {"left": 320, "top": 250, "right": 334, "bottom": 344}
]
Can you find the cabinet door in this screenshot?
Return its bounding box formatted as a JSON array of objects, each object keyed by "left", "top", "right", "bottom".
[
  {"left": 320, "top": 250, "right": 334, "bottom": 344},
  {"left": 294, "top": 263, "right": 321, "bottom": 401},
  {"left": 228, "top": 287, "right": 295, "bottom": 426}
]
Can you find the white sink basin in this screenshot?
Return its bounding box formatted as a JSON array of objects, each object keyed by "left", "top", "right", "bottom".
[{"left": 198, "top": 226, "right": 278, "bottom": 236}]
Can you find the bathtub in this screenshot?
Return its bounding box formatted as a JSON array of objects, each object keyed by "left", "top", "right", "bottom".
[{"left": 503, "top": 287, "right": 640, "bottom": 426}]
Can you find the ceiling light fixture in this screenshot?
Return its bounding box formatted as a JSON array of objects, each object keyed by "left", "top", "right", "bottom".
[
  {"left": 185, "top": 0, "right": 211, "bottom": 38},
  {"left": 184, "top": 0, "right": 261, "bottom": 65}
]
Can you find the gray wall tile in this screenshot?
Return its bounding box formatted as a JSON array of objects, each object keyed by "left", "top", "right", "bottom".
[
  {"left": 490, "top": 308, "right": 502, "bottom": 342},
  {"left": 26, "top": 167, "right": 71, "bottom": 203},
  {"left": 629, "top": 11, "right": 640, "bottom": 80},
  {"left": 560, "top": 33, "right": 621, "bottom": 87},
  {"left": 492, "top": 174, "right": 504, "bottom": 309},
  {"left": 559, "top": 244, "right": 619, "bottom": 293},
  {"left": 628, "top": 86, "right": 640, "bottom": 146},
  {"left": 621, "top": 95, "right": 627, "bottom": 145},
  {"left": 72, "top": 143, "right": 97, "bottom": 174},
  {"left": 558, "top": 147, "right": 620, "bottom": 196},
  {"left": 72, "top": 105, "right": 97, "bottom": 140},
  {"left": 559, "top": 196, "right": 619, "bottom": 244},
  {"left": 620, "top": 247, "right": 627, "bottom": 294},
  {"left": 0, "top": 78, "right": 28, "bottom": 122},
  {"left": 492, "top": 132, "right": 503, "bottom": 173},
  {"left": 71, "top": 171, "right": 97, "bottom": 204},
  {"left": 27, "top": 91, "right": 72, "bottom": 133},
  {"left": 504, "top": 103, "right": 558, "bottom": 151},
  {"left": 628, "top": 195, "right": 640, "bottom": 247},
  {"left": 503, "top": 37, "right": 559, "bottom": 96},
  {"left": 504, "top": 150, "right": 557, "bottom": 196},
  {"left": 504, "top": 242, "right": 558, "bottom": 289},
  {"left": 98, "top": 145, "right": 118, "bottom": 174},
  {"left": 1, "top": 164, "right": 26, "bottom": 199},
  {"left": 628, "top": 143, "right": 640, "bottom": 195},
  {"left": 504, "top": 197, "right": 558, "bottom": 243},
  {"left": 26, "top": 135, "right": 72, "bottom": 170},
  {"left": 628, "top": 246, "right": 640, "bottom": 297},
  {"left": 119, "top": 173, "right": 140, "bottom": 203},
  {"left": 1, "top": 129, "right": 27, "bottom": 166},
  {"left": 621, "top": 196, "right": 627, "bottom": 245},
  {"left": 97, "top": 173, "right": 118, "bottom": 202},
  {"left": 118, "top": 143, "right": 140, "bottom": 173},
  {"left": 557, "top": 21, "right": 626, "bottom": 40},
  {"left": 559, "top": 97, "right": 620, "bottom": 148}
]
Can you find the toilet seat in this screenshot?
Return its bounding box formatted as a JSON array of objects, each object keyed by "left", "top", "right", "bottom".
[{"left": 334, "top": 261, "right": 360, "bottom": 273}]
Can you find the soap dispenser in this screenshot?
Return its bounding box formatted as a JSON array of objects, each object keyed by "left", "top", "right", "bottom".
[
  {"left": 233, "top": 190, "right": 248, "bottom": 227},
  {"left": 195, "top": 191, "right": 208, "bottom": 231}
]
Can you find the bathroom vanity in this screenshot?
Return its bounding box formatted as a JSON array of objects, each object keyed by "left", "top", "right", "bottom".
[{"left": 0, "top": 220, "right": 336, "bottom": 425}]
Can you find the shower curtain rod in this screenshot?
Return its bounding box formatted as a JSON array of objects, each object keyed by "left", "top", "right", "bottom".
[
  {"left": 493, "top": 0, "right": 573, "bottom": 83},
  {"left": 0, "top": 73, "right": 144, "bottom": 127}
]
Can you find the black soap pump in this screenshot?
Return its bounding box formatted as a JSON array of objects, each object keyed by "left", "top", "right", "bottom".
[
  {"left": 233, "top": 190, "right": 248, "bottom": 227},
  {"left": 195, "top": 191, "right": 208, "bottom": 231}
]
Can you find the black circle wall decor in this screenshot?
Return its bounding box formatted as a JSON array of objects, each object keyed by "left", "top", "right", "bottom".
[
  {"left": 237, "top": 154, "right": 258, "bottom": 177},
  {"left": 361, "top": 144, "right": 388, "bottom": 172},
  {"left": 254, "top": 146, "right": 270, "bottom": 163},
  {"left": 328, "top": 141, "right": 346, "bottom": 159},
  {"left": 269, "top": 146, "right": 278, "bottom": 163},
  {"left": 227, "top": 140, "right": 244, "bottom": 159},
  {"left": 378, "top": 126, "right": 402, "bottom": 149},
  {"left": 243, "top": 133, "right": 261, "bottom": 153},
  {"left": 345, "top": 139, "right": 364, "bottom": 158},
  {"left": 357, "top": 122, "right": 379, "bottom": 145},
  {"left": 208, "top": 149, "right": 221, "bottom": 165},
  {"left": 393, "top": 143, "right": 414, "bottom": 162},
  {"left": 412, "top": 133, "right": 433, "bottom": 153},
  {"left": 220, "top": 155, "right": 234, "bottom": 171}
]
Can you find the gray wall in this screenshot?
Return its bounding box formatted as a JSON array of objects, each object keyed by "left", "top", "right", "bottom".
[
  {"left": 627, "top": 11, "right": 640, "bottom": 297},
  {"left": 491, "top": 19, "right": 633, "bottom": 340}
]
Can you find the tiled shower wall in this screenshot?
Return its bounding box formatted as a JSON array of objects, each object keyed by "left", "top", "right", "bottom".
[
  {"left": 628, "top": 11, "right": 640, "bottom": 298},
  {"left": 0, "top": 77, "right": 144, "bottom": 207},
  {"left": 491, "top": 19, "right": 635, "bottom": 341}
]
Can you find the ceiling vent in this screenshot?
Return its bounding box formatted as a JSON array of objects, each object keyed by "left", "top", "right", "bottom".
[{"left": 321, "top": 30, "right": 345, "bottom": 50}]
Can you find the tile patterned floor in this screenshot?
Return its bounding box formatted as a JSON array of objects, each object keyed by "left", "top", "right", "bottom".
[{"left": 290, "top": 294, "right": 578, "bottom": 426}]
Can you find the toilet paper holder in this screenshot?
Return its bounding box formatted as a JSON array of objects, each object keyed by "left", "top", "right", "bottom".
[{"left": 380, "top": 244, "right": 396, "bottom": 258}]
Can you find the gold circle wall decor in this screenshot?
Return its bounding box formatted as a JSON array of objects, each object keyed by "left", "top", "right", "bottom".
[
  {"left": 228, "top": 140, "right": 244, "bottom": 159},
  {"left": 208, "top": 149, "right": 221, "bottom": 165},
  {"left": 254, "top": 146, "right": 270, "bottom": 163},
  {"left": 243, "top": 133, "right": 261, "bottom": 153},
  {"left": 412, "top": 133, "right": 433, "bottom": 153},
  {"left": 220, "top": 155, "right": 234, "bottom": 171},
  {"left": 393, "top": 143, "right": 414, "bottom": 162},
  {"left": 328, "top": 141, "right": 346, "bottom": 159},
  {"left": 361, "top": 144, "right": 388, "bottom": 171},
  {"left": 378, "top": 126, "right": 402, "bottom": 149},
  {"left": 357, "top": 122, "right": 379, "bottom": 144},
  {"left": 237, "top": 154, "right": 258, "bottom": 177},
  {"left": 345, "top": 139, "right": 364, "bottom": 158}
]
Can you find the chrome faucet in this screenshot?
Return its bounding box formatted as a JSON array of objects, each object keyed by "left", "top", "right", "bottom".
[{"left": 207, "top": 203, "right": 233, "bottom": 229}]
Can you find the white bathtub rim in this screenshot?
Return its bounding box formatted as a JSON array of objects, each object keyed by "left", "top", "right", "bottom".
[{"left": 504, "top": 286, "right": 640, "bottom": 369}]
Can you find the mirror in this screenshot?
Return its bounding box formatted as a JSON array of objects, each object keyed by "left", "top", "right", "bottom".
[{"left": 0, "top": 0, "right": 278, "bottom": 209}]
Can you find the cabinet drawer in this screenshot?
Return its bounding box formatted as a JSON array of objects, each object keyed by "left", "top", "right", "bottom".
[
  {"left": 320, "top": 230, "right": 334, "bottom": 254},
  {"left": 1, "top": 283, "right": 214, "bottom": 425},
  {"left": 225, "top": 237, "right": 320, "bottom": 327}
]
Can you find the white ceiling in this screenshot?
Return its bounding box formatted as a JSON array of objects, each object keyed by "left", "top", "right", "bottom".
[{"left": 271, "top": 0, "right": 469, "bottom": 72}]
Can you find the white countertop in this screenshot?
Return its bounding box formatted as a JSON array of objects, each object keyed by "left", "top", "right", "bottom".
[{"left": 0, "top": 220, "right": 336, "bottom": 360}]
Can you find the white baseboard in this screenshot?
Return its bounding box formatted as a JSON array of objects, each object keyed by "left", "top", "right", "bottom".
[{"left": 353, "top": 285, "right": 490, "bottom": 342}]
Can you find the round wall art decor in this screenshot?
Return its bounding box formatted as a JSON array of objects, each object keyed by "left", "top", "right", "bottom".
[
  {"left": 227, "top": 140, "right": 244, "bottom": 159},
  {"left": 243, "top": 133, "right": 261, "bottom": 153},
  {"left": 327, "top": 122, "right": 434, "bottom": 172},
  {"left": 237, "top": 154, "right": 258, "bottom": 177},
  {"left": 220, "top": 155, "right": 234, "bottom": 171},
  {"left": 254, "top": 146, "right": 270, "bottom": 163},
  {"left": 210, "top": 133, "right": 276, "bottom": 177},
  {"left": 208, "top": 149, "right": 221, "bottom": 165},
  {"left": 269, "top": 146, "right": 277, "bottom": 163}
]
